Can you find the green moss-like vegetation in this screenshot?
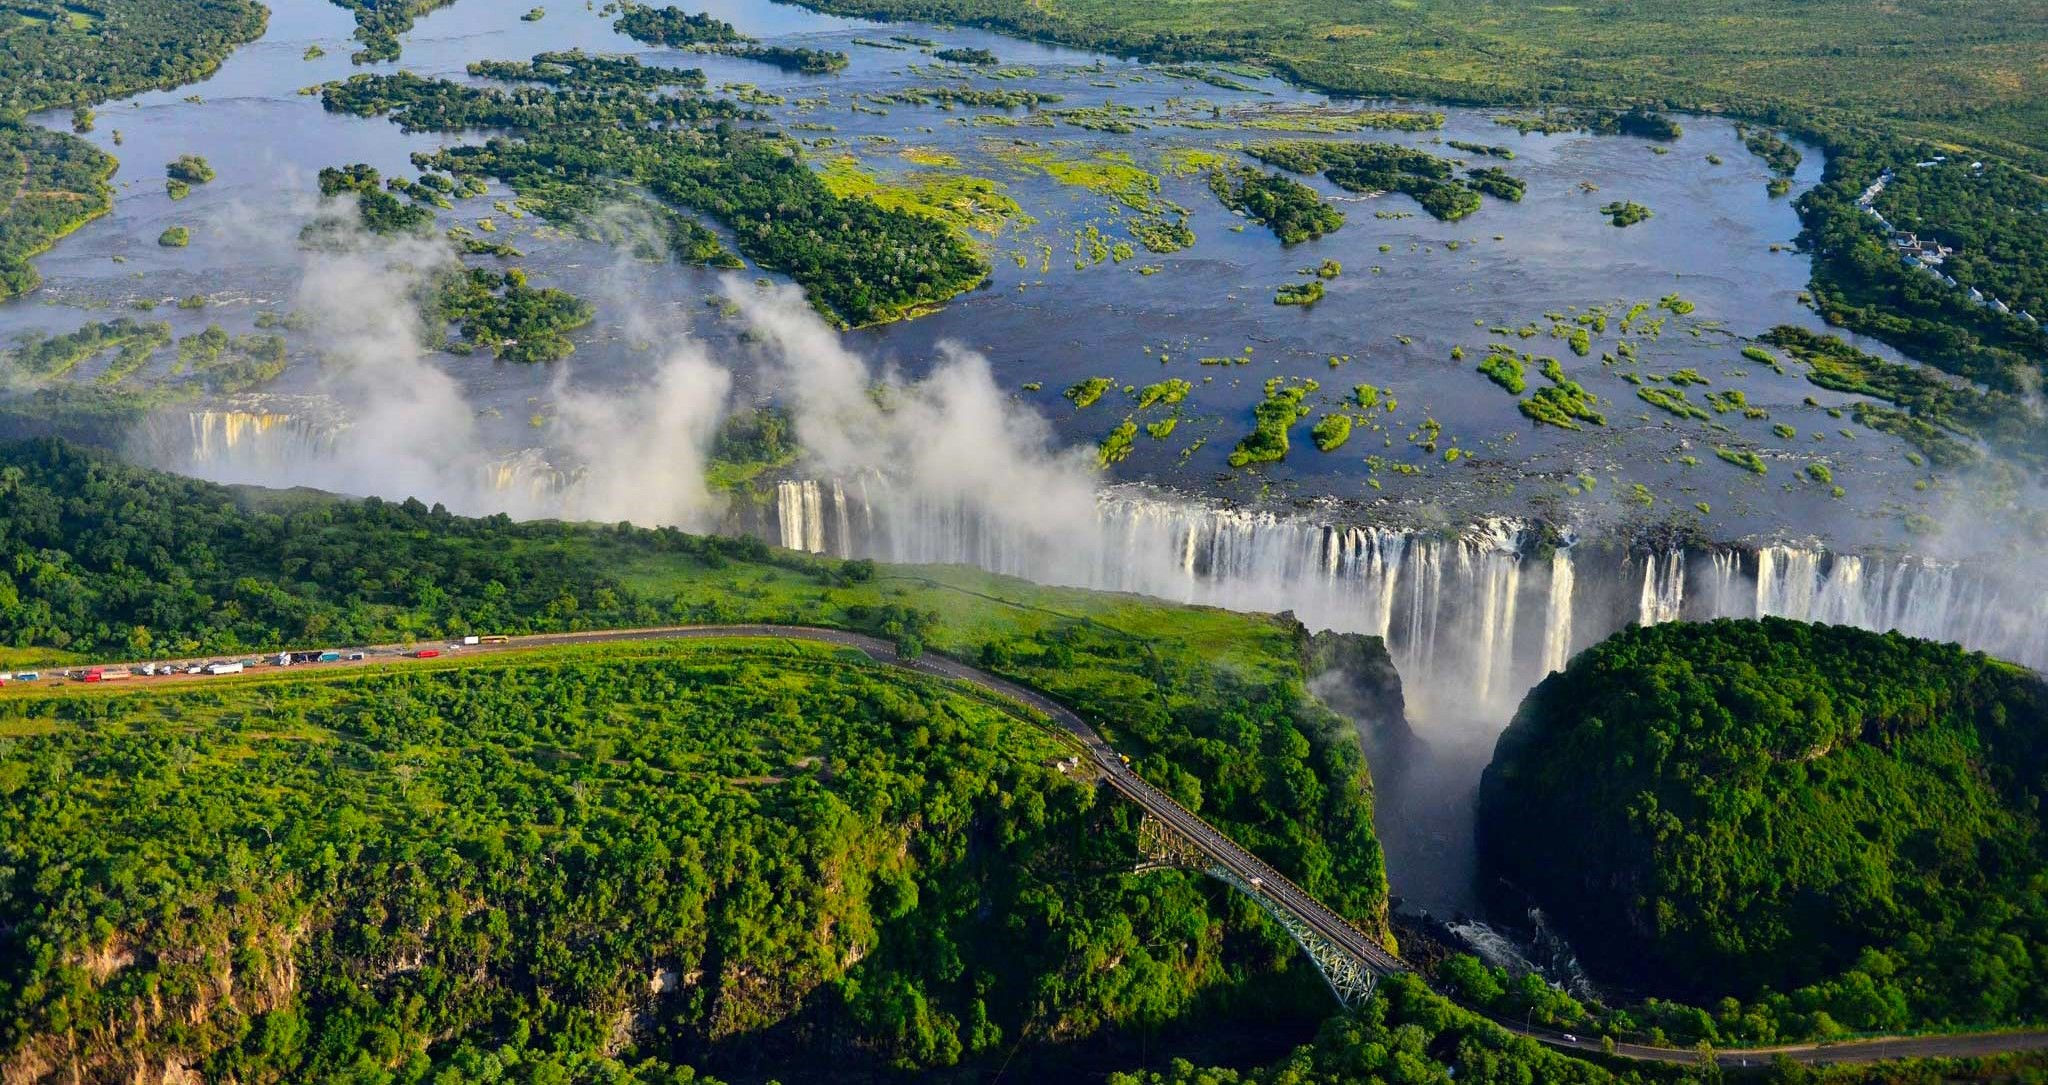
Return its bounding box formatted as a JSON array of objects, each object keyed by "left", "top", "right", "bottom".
[
  {"left": 1519, "top": 377, "right": 1604, "bottom": 431},
  {"left": 1476, "top": 344, "right": 1527, "bottom": 394},
  {"left": 1273, "top": 280, "right": 1323, "bottom": 306},
  {"left": 1063, "top": 376, "right": 1115, "bottom": 408},
  {"left": 1479, "top": 618, "right": 2048, "bottom": 1032},
  {"left": 1600, "top": 200, "right": 1652, "bottom": 227},
  {"left": 816, "top": 154, "right": 1026, "bottom": 241},
  {"left": 1713, "top": 445, "right": 1767, "bottom": 474},
  {"left": 1135, "top": 378, "right": 1192, "bottom": 409},
  {"left": 1248, "top": 141, "right": 1496, "bottom": 222},
  {"left": 155, "top": 224, "right": 189, "bottom": 247},
  {"left": 1205, "top": 164, "right": 1343, "bottom": 243},
  {"left": 1096, "top": 416, "right": 1138, "bottom": 465},
  {"left": 1228, "top": 376, "right": 1317, "bottom": 467},
  {"left": 1310, "top": 411, "right": 1351, "bottom": 452},
  {"left": 322, "top": 59, "right": 983, "bottom": 327},
  {"left": 1637, "top": 387, "right": 1710, "bottom": 420}
]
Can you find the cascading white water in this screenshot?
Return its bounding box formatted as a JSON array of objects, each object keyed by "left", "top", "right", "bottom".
[
  {"left": 1542, "top": 551, "right": 1575, "bottom": 676},
  {"left": 1636, "top": 550, "right": 1685, "bottom": 626},
  {"left": 764, "top": 477, "right": 2048, "bottom": 698}
]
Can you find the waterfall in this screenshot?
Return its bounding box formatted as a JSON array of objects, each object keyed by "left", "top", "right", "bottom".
[
  {"left": 750, "top": 478, "right": 2048, "bottom": 713},
  {"left": 1542, "top": 551, "right": 1575, "bottom": 676},
  {"left": 1636, "top": 550, "right": 1685, "bottom": 626}
]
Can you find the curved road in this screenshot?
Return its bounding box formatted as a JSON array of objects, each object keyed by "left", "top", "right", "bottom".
[{"left": 17, "top": 624, "right": 2048, "bottom": 1068}]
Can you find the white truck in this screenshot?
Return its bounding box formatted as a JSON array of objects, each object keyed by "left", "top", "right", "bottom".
[{"left": 206, "top": 661, "right": 245, "bottom": 676}]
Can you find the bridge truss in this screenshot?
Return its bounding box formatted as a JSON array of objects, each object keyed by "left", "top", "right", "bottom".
[
  {"left": 1206, "top": 862, "right": 1379, "bottom": 1007},
  {"left": 1134, "top": 814, "right": 1380, "bottom": 1007}
]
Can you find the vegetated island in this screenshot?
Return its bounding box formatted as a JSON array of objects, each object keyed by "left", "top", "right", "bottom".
[{"left": 1478, "top": 618, "right": 2048, "bottom": 1041}]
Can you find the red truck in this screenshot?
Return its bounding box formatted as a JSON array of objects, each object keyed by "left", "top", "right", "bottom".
[{"left": 413, "top": 649, "right": 441, "bottom": 659}]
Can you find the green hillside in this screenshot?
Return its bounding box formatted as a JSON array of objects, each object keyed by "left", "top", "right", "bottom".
[{"left": 1477, "top": 618, "right": 2048, "bottom": 1033}]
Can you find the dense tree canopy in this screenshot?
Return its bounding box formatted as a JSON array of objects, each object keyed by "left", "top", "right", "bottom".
[
  {"left": 0, "top": 640, "right": 1330, "bottom": 1078},
  {"left": 1477, "top": 619, "right": 2048, "bottom": 1031}
]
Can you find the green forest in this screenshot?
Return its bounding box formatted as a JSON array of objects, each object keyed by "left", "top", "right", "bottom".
[
  {"left": 1795, "top": 128, "right": 2048, "bottom": 400},
  {"left": 0, "top": 123, "right": 114, "bottom": 301},
  {"left": 0, "top": 637, "right": 1346, "bottom": 1079},
  {"left": 1477, "top": 618, "right": 2048, "bottom": 1040}
]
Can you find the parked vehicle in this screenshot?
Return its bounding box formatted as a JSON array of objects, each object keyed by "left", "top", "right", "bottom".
[
  {"left": 414, "top": 649, "right": 441, "bottom": 659},
  {"left": 318, "top": 651, "right": 342, "bottom": 662},
  {"left": 462, "top": 635, "right": 481, "bottom": 646},
  {"left": 206, "top": 661, "right": 244, "bottom": 676},
  {"left": 346, "top": 652, "right": 365, "bottom": 661},
  {"left": 14, "top": 672, "right": 35, "bottom": 682}
]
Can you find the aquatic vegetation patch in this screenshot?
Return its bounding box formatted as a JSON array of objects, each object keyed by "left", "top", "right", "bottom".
[
  {"left": 1600, "top": 200, "right": 1652, "bottom": 226},
  {"left": 816, "top": 155, "right": 1026, "bottom": 239},
  {"left": 1063, "top": 376, "right": 1115, "bottom": 408},
  {"left": 1311, "top": 412, "right": 1352, "bottom": 452},
  {"left": 1096, "top": 417, "right": 1138, "bottom": 466},
  {"left": 1136, "top": 378, "right": 1192, "bottom": 409},
  {"left": 1477, "top": 344, "right": 1528, "bottom": 394},
  {"left": 1714, "top": 445, "right": 1767, "bottom": 474},
  {"left": 1206, "top": 164, "right": 1344, "bottom": 243},
  {"left": 167, "top": 154, "right": 214, "bottom": 185},
  {"left": 432, "top": 267, "right": 593, "bottom": 364},
  {"left": 1272, "top": 280, "right": 1324, "bottom": 306},
  {"left": 1228, "top": 376, "right": 1318, "bottom": 467},
  {"left": 1448, "top": 140, "right": 1515, "bottom": 159},
  {"left": 1638, "top": 386, "right": 1710, "bottom": 420},
  {"left": 1247, "top": 140, "right": 1502, "bottom": 222}
]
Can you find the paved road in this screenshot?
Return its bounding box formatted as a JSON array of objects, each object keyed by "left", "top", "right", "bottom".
[{"left": 13, "top": 625, "right": 2048, "bottom": 1067}]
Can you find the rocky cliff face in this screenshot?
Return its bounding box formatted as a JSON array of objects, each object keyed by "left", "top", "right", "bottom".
[{"left": 1303, "top": 629, "right": 1413, "bottom": 754}]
